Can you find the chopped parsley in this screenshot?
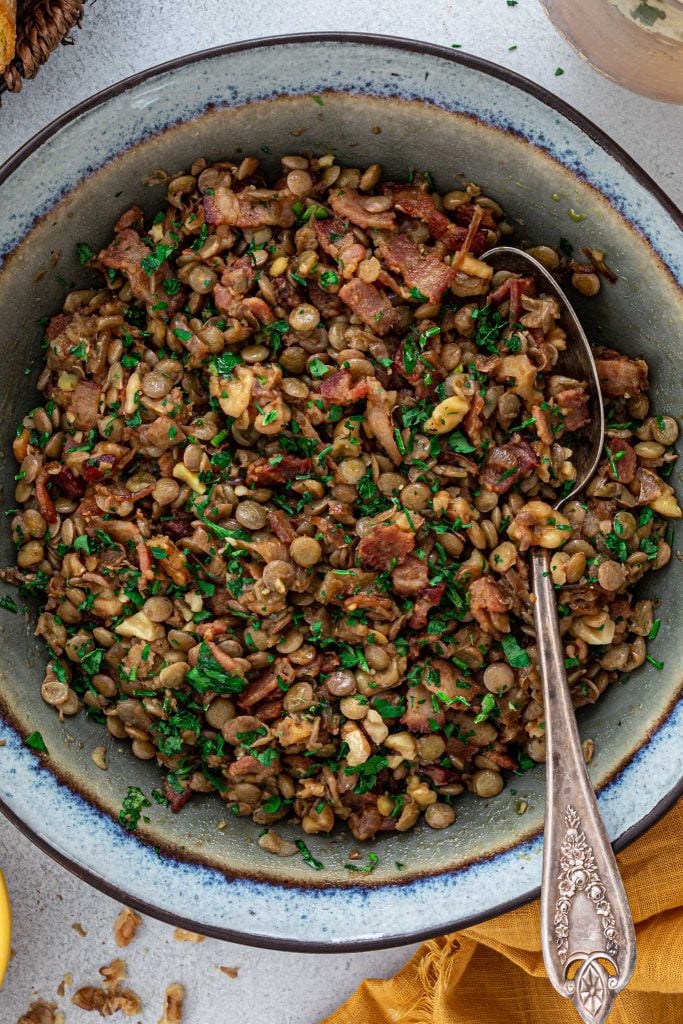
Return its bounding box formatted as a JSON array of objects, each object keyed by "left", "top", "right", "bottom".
[
  {"left": 140, "top": 242, "right": 174, "bottom": 275},
  {"left": 345, "top": 852, "right": 379, "bottom": 874},
  {"left": 76, "top": 242, "right": 95, "bottom": 265},
  {"left": 185, "top": 642, "right": 248, "bottom": 696},
  {"left": 295, "top": 840, "right": 324, "bottom": 869},
  {"left": 500, "top": 635, "right": 530, "bottom": 669},
  {"left": 25, "top": 731, "right": 48, "bottom": 754},
  {"left": 118, "top": 786, "right": 150, "bottom": 830}
]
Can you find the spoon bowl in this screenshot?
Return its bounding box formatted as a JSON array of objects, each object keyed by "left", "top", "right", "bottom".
[{"left": 483, "top": 246, "right": 605, "bottom": 508}]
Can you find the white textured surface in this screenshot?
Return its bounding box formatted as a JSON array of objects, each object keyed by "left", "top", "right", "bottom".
[{"left": 0, "top": 2, "right": 680, "bottom": 1022}]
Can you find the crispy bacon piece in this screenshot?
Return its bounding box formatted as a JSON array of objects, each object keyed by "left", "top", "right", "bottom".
[
  {"left": 489, "top": 276, "right": 537, "bottom": 321},
  {"left": 555, "top": 387, "right": 590, "bottom": 431},
  {"left": 462, "top": 391, "right": 485, "bottom": 448},
  {"left": 531, "top": 403, "right": 553, "bottom": 445},
  {"left": 114, "top": 205, "right": 144, "bottom": 233},
  {"left": 449, "top": 201, "right": 496, "bottom": 230},
  {"left": 485, "top": 749, "right": 516, "bottom": 770},
  {"left": 358, "top": 524, "right": 416, "bottom": 571},
  {"left": 605, "top": 438, "right": 637, "bottom": 484},
  {"left": 220, "top": 254, "right": 256, "bottom": 295},
  {"left": 408, "top": 584, "right": 445, "bottom": 629},
  {"left": 266, "top": 509, "right": 295, "bottom": 543},
  {"left": 365, "top": 378, "right": 402, "bottom": 464},
  {"left": 99, "top": 229, "right": 160, "bottom": 304},
  {"left": 329, "top": 188, "right": 396, "bottom": 230},
  {"left": 238, "top": 658, "right": 295, "bottom": 709},
  {"left": 342, "top": 592, "right": 397, "bottom": 619},
  {"left": 227, "top": 755, "right": 278, "bottom": 779},
  {"left": 378, "top": 234, "right": 455, "bottom": 303},
  {"left": 595, "top": 349, "right": 648, "bottom": 398},
  {"left": 35, "top": 466, "right": 58, "bottom": 524},
  {"left": 384, "top": 185, "right": 487, "bottom": 254},
  {"left": 204, "top": 186, "right": 295, "bottom": 228},
  {"left": 338, "top": 278, "right": 396, "bottom": 335},
  {"left": 81, "top": 453, "right": 118, "bottom": 483},
  {"left": 401, "top": 683, "right": 444, "bottom": 734},
  {"left": 163, "top": 779, "right": 192, "bottom": 813},
  {"left": 419, "top": 764, "right": 460, "bottom": 786},
  {"left": 46, "top": 312, "right": 72, "bottom": 341},
  {"left": 393, "top": 340, "right": 441, "bottom": 398},
  {"left": 636, "top": 467, "right": 667, "bottom": 505},
  {"left": 314, "top": 217, "right": 355, "bottom": 258},
  {"left": 245, "top": 455, "right": 313, "bottom": 485},
  {"left": 468, "top": 577, "right": 511, "bottom": 635},
  {"left": 254, "top": 697, "right": 284, "bottom": 722},
  {"left": 53, "top": 465, "right": 85, "bottom": 499},
  {"left": 163, "top": 515, "right": 194, "bottom": 541},
  {"left": 391, "top": 556, "right": 430, "bottom": 597},
  {"left": 480, "top": 440, "right": 539, "bottom": 494},
  {"left": 271, "top": 274, "right": 301, "bottom": 309},
  {"left": 348, "top": 805, "right": 382, "bottom": 842},
  {"left": 307, "top": 280, "right": 343, "bottom": 320},
  {"left": 317, "top": 369, "right": 369, "bottom": 405},
  {"left": 446, "top": 736, "right": 478, "bottom": 767}
]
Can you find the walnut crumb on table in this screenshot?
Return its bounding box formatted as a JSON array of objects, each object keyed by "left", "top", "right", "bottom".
[
  {"left": 114, "top": 906, "right": 142, "bottom": 948},
  {"left": 17, "top": 1001, "right": 59, "bottom": 1024},
  {"left": 158, "top": 983, "right": 185, "bottom": 1024},
  {"left": 173, "top": 927, "right": 205, "bottom": 943}
]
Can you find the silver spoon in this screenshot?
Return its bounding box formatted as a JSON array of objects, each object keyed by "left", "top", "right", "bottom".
[{"left": 483, "top": 247, "right": 636, "bottom": 1024}]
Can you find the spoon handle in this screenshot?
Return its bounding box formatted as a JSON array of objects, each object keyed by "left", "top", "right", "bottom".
[{"left": 531, "top": 550, "right": 636, "bottom": 1024}]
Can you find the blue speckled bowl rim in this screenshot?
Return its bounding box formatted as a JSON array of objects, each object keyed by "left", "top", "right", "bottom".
[{"left": 0, "top": 32, "right": 681, "bottom": 951}]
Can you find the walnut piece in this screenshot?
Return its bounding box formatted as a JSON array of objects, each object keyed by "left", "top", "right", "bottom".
[
  {"left": 114, "top": 907, "right": 142, "bottom": 948},
  {"left": 157, "top": 982, "right": 185, "bottom": 1024}
]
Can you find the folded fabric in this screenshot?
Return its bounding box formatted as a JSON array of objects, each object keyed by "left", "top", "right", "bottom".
[{"left": 322, "top": 800, "right": 683, "bottom": 1024}]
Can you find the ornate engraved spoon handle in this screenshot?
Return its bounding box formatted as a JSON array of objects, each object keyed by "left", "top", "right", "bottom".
[{"left": 532, "top": 550, "right": 636, "bottom": 1024}]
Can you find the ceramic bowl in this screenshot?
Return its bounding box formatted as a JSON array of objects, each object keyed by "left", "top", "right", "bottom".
[{"left": 0, "top": 34, "right": 681, "bottom": 951}]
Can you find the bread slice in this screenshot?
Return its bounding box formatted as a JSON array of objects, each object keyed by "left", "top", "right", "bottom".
[{"left": 0, "top": 0, "right": 17, "bottom": 73}]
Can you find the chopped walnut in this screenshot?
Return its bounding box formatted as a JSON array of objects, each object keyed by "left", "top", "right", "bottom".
[
  {"left": 157, "top": 982, "right": 185, "bottom": 1024},
  {"left": 17, "top": 1001, "right": 58, "bottom": 1024},
  {"left": 173, "top": 927, "right": 205, "bottom": 943},
  {"left": 55, "top": 973, "right": 73, "bottom": 997},
  {"left": 91, "top": 745, "right": 108, "bottom": 770},
  {"left": 71, "top": 959, "right": 142, "bottom": 1018},
  {"left": 114, "top": 907, "right": 142, "bottom": 948}
]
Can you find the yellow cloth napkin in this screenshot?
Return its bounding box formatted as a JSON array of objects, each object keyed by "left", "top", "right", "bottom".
[{"left": 322, "top": 800, "right": 683, "bottom": 1024}]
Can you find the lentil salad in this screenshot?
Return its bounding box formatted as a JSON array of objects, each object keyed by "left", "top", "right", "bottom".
[{"left": 4, "top": 152, "right": 680, "bottom": 844}]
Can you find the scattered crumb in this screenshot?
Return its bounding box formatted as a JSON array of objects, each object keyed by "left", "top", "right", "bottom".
[
  {"left": 91, "top": 745, "right": 108, "bottom": 770},
  {"left": 17, "top": 1000, "right": 58, "bottom": 1024},
  {"left": 216, "top": 819, "right": 227, "bottom": 831},
  {"left": 71, "top": 922, "right": 87, "bottom": 937},
  {"left": 114, "top": 907, "right": 142, "bottom": 948},
  {"left": 257, "top": 829, "right": 297, "bottom": 857},
  {"left": 157, "top": 982, "right": 185, "bottom": 1024},
  {"left": 219, "top": 966, "right": 239, "bottom": 979},
  {"left": 10, "top": 946, "right": 16, "bottom": 960},
  {"left": 173, "top": 927, "right": 205, "bottom": 944},
  {"left": 71, "top": 959, "right": 142, "bottom": 1017},
  {"left": 0, "top": 738, "right": 7, "bottom": 747},
  {"left": 100, "top": 959, "right": 127, "bottom": 992},
  {"left": 371, "top": 126, "right": 382, "bottom": 135},
  {"left": 55, "top": 972, "right": 73, "bottom": 997},
  {"left": 346, "top": 850, "right": 362, "bottom": 861}
]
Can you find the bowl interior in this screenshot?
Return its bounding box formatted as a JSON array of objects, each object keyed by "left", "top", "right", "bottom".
[{"left": 0, "top": 36, "right": 680, "bottom": 949}]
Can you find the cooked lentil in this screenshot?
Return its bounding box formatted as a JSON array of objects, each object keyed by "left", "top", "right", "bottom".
[{"left": 3, "top": 154, "right": 679, "bottom": 843}]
